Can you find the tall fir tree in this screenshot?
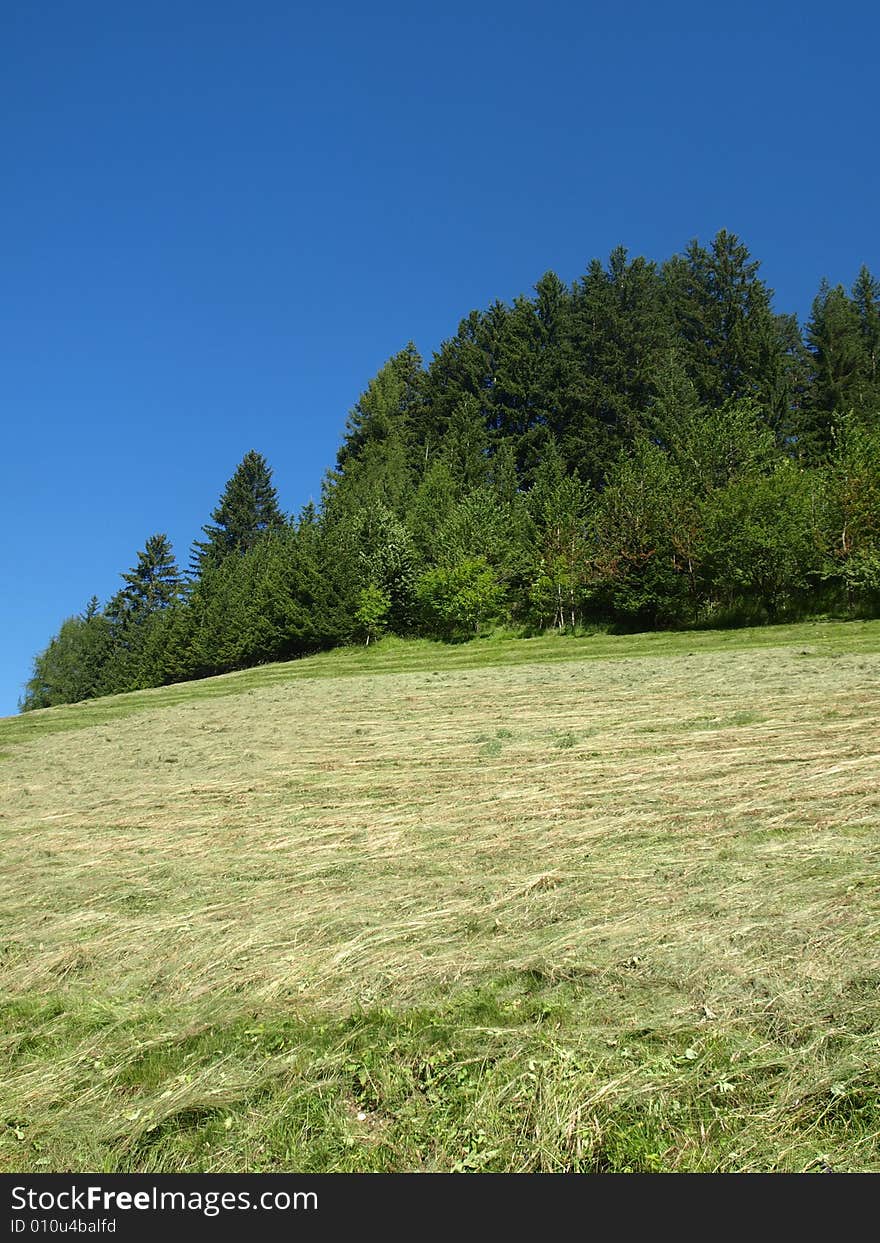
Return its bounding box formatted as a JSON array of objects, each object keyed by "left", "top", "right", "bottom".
[
  {"left": 663, "top": 230, "right": 784, "bottom": 410},
  {"left": 335, "top": 343, "right": 424, "bottom": 471},
  {"left": 190, "top": 450, "right": 285, "bottom": 575},
  {"left": 852, "top": 266, "right": 880, "bottom": 414},
  {"left": 111, "top": 533, "right": 183, "bottom": 623},
  {"left": 567, "top": 248, "right": 670, "bottom": 482},
  {"left": 801, "top": 280, "right": 866, "bottom": 456}
]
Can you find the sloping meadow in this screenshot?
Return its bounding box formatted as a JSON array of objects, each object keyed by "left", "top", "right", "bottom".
[{"left": 2, "top": 622, "right": 879, "bottom": 1171}]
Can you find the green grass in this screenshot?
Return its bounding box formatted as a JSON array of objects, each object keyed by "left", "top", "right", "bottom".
[
  {"left": 4, "top": 617, "right": 879, "bottom": 747},
  {"left": 2, "top": 619, "right": 879, "bottom": 1172}
]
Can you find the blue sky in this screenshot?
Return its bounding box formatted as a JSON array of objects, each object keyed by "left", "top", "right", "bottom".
[{"left": 1, "top": 0, "right": 878, "bottom": 715}]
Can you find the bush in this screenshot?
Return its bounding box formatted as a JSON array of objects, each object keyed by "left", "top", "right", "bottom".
[{"left": 416, "top": 558, "right": 504, "bottom": 639}]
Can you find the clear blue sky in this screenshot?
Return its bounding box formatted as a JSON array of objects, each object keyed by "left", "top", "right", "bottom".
[{"left": 2, "top": 0, "right": 877, "bottom": 715}]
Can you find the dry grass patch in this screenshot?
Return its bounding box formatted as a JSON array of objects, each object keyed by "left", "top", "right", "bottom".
[{"left": 1, "top": 626, "right": 879, "bottom": 1170}]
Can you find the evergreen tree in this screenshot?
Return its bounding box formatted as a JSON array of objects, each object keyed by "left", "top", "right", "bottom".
[
  {"left": 113, "top": 534, "right": 183, "bottom": 622},
  {"left": 406, "top": 459, "right": 460, "bottom": 561},
  {"left": 669, "top": 398, "right": 777, "bottom": 496},
  {"left": 191, "top": 528, "right": 332, "bottom": 673},
  {"left": 644, "top": 349, "right": 703, "bottom": 450},
  {"left": 190, "top": 450, "right": 285, "bottom": 575},
  {"left": 440, "top": 395, "right": 490, "bottom": 491},
  {"left": 801, "top": 280, "right": 865, "bottom": 454},
  {"left": 566, "top": 249, "right": 670, "bottom": 481},
  {"left": 335, "top": 343, "right": 424, "bottom": 470},
  {"left": 852, "top": 266, "right": 880, "bottom": 413},
  {"left": 325, "top": 348, "right": 424, "bottom": 520},
  {"left": 664, "top": 230, "right": 784, "bottom": 410},
  {"left": 418, "top": 306, "right": 504, "bottom": 459},
  {"left": 490, "top": 293, "right": 546, "bottom": 474}
]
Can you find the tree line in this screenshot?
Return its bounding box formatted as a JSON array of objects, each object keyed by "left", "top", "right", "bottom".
[{"left": 22, "top": 231, "right": 880, "bottom": 710}]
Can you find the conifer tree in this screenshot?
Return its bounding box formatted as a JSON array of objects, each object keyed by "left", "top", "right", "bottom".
[
  {"left": 663, "top": 230, "right": 783, "bottom": 409},
  {"left": 801, "top": 281, "right": 866, "bottom": 456},
  {"left": 852, "top": 266, "right": 880, "bottom": 409},
  {"left": 113, "top": 533, "right": 183, "bottom": 622},
  {"left": 335, "top": 344, "right": 423, "bottom": 470},
  {"left": 645, "top": 349, "right": 703, "bottom": 451},
  {"left": 190, "top": 450, "right": 285, "bottom": 575},
  {"left": 441, "top": 396, "right": 490, "bottom": 491},
  {"left": 567, "top": 248, "right": 669, "bottom": 481}
]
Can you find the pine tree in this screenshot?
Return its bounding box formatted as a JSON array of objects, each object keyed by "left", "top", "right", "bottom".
[
  {"left": 645, "top": 349, "right": 703, "bottom": 451},
  {"left": 801, "top": 281, "right": 866, "bottom": 456},
  {"left": 335, "top": 343, "right": 423, "bottom": 470},
  {"left": 190, "top": 450, "right": 285, "bottom": 575},
  {"left": 663, "top": 230, "right": 782, "bottom": 409},
  {"left": 418, "top": 307, "right": 503, "bottom": 459},
  {"left": 440, "top": 396, "right": 489, "bottom": 491},
  {"left": 113, "top": 534, "right": 183, "bottom": 622},
  {"left": 852, "top": 266, "right": 880, "bottom": 410},
  {"left": 406, "top": 458, "right": 459, "bottom": 561},
  {"left": 490, "top": 293, "right": 545, "bottom": 471},
  {"left": 567, "top": 248, "right": 670, "bottom": 481}
]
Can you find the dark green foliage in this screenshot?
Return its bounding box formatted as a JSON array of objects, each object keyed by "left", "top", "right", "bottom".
[
  {"left": 440, "top": 396, "right": 490, "bottom": 491},
  {"left": 406, "top": 459, "right": 460, "bottom": 561},
  {"left": 669, "top": 399, "right": 777, "bottom": 496},
  {"left": 698, "top": 462, "right": 825, "bottom": 618},
  {"left": 336, "top": 343, "right": 424, "bottom": 472},
  {"left": 590, "top": 440, "right": 694, "bottom": 625},
  {"left": 663, "top": 230, "right": 783, "bottom": 408},
  {"left": 24, "top": 235, "right": 880, "bottom": 710},
  {"left": 852, "top": 267, "right": 880, "bottom": 408},
  {"left": 188, "top": 529, "right": 330, "bottom": 673},
  {"left": 109, "top": 534, "right": 184, "bottom": 624},
  {"left": 565, "top": 249, "right": 671, "bottom": 479},
  {"left": 525, "top": 441, "right": 591, "bottom": 629},
  {"left": 190, "top": 450, "right": 285, "bottom": 575}
]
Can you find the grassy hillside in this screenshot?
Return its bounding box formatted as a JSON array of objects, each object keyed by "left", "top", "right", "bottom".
[{"left": 2, "top": 620, "right": 879, "bottom": 1172}]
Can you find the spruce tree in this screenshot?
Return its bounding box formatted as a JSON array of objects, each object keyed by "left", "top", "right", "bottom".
[
  {"left": 802, "top": 281, "right": 866, "bottom": 455},
  {"left": 663, "top": 230, "right": 783, "bottom": 409},
  {"left": 440, "top": 396, "right": 489, "bottom": 491},
  {"left": 335, "top": 344, "right": 423, "bottom": 471},
  {"left": 190, "top": 450, "right": 285, "bottom": 575},
  {"left": 852, "top": 266, "right": 880, "bottom": 410},
  {"left": 114, "top": 533, "right": 183, "bottom": 621},
  {"left": 567, "top": 249, "right": 670, "bottom": 482}
]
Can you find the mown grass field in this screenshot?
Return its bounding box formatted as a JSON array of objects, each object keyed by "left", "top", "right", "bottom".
[{"left": 2, "top": 620, "right": 879, "bottom": 1172}]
